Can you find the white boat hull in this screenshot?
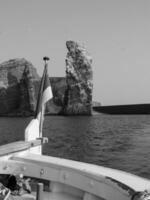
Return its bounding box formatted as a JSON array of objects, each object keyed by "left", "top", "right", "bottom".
[{"left": 0, "top": 150, "right": 150, "bottom": 200}]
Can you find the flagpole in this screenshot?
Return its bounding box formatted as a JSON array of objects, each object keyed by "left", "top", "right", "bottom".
[
  {"left": 25, "top": 56, "right": 51, "bottom": 154},
  {"left": 43, "top": 56, "right": 49, "bottom": 71},
  {"left": 39, "top": 57, "right": 50, "bottom": 137},
  {"left": 34, "top": 68, "right": 46, "bottom": 118},
  {"left": 35, "top": 57, "right": 50, "bottom": 118}
]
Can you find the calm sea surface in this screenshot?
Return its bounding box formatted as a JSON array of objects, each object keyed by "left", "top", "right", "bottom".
[{"left": 0, "top": 114, "right": 150, "bottom": 179}]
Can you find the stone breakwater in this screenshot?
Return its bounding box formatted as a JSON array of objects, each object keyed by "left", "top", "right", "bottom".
[{"left": 0, "top": 41, "right": 93, "bottom": 116}]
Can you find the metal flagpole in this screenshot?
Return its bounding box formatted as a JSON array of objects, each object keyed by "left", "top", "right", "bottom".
[{"left": 39, "top": 57, "right": 50, "bottom": 137}]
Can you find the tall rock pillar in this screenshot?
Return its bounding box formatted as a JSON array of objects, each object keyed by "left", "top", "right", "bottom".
[{"left": 64, "top": 41, "right": 93, "bottom": 115}]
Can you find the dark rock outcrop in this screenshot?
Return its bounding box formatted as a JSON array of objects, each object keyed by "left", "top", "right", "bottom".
[
  {"left": 63, "top": 41, "right": 93, "bottom": 115},
  {"left": 0, "top": 58, "right": 66, "bottom": 116},
  {"left": 0, "top": 58, "right": 40, "bottom": 116},
  {"left": 0, "top": 41, "right": 93, "bottom": 116},
  {"left": 46, "top": 77, "right": 67, "bottom": 115}
]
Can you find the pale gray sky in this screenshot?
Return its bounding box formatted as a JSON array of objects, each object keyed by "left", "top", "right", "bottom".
[{"left": 0, "top": 0, "right": 150, "bottom": 105}]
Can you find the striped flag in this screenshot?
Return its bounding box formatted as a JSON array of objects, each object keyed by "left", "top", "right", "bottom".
[
  {"left": 35, "top": 59, "right": 52, "bottom": 136},
  {"left": 25, "top": 58, "right": 52, "bottom": 142}
]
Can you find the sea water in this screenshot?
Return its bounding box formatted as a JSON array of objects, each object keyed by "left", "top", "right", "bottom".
[{"left": 0, "top": 114, "right": 150, "bottom": 179}]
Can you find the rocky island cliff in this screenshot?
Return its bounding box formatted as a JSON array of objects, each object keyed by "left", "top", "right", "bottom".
[
  {"left": 63, "top": 41, "right": 93, "bottom": 115},
  {"left": 0, "top": 58, "right": 39, "bottom": 116},
  {"left": 0, "top": 41, "right": 93, "bottom": 116}
]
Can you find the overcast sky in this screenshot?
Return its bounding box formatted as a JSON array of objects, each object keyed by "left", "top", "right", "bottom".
[{"left": 0, "top": 0, "right": 150, "bottom": 105}]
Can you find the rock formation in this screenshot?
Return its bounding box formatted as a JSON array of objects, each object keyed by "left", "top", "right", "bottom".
[
  {"left": 0, "top": 41, "right": 93, "bottom": 116},
  {"left": 63, "top": 41, "right": 93, "bottom": 115},
  {"left": 0, "top": 58, "right": 40, "bottom": 116},
  {"left": 0, "top": 58, "right": 67, "bottom": 116},
  {"left": 45, "top": 77, "right": 67, "bottom": 115}
]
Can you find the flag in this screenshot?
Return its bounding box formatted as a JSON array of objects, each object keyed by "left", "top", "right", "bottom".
[
  {"left": 25, "top": 59, "right": 52, "bottom": 141},
  {"left": 35, "top": 62, "right": 52, "bottom": 136}
]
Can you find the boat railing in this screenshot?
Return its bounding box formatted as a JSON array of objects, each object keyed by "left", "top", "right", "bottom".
[{"left": 0, "top": 138, "right": 47, "bottom": 157}]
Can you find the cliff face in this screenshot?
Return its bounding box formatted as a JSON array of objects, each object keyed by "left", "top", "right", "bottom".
[
  {"left": 0, "top": 58, "right": 40, "bottom": 116},
  {"left": 0, "top": 42, "right": 93, "bottom": 116},
  {"left": 0, "top": 58, "right": 67, "bottom": 116},
  {"left": 63, "top": 41, "right": 93, "bottom": 115}
]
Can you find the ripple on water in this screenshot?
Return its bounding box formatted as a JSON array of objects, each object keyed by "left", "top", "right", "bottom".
[{"left": 0, "top": 115, "right": 150, "bottom": 179}]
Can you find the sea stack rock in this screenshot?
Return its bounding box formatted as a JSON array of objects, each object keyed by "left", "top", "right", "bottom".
[
  {"left": 64, "top": 41, "right": 93, "bottom": 115},
  {"left": 46, "top": 77, "right": 67, "bottom": 114},
  {"left": 0, "top": 58, "right": 40, "bottom": 116}
]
